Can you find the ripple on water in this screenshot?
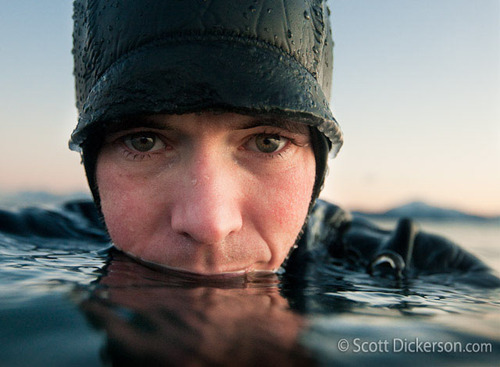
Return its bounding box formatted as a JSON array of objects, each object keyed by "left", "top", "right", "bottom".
[{"left": 0, "top": 230, "right": 499, "bottom": 366}]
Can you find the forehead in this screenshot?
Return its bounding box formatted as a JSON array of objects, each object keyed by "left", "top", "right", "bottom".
[{"left": 105, "top": 112, "right": 310, "bottom": 135}]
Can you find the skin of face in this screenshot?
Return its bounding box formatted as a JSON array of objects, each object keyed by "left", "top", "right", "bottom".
[{"left": 96, "top": 112, "right": 316, "bottom": 275}]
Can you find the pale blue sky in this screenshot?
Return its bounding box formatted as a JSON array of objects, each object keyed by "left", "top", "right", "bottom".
[
  {"left": 327, "top": 0, "right": 500, "bottom": 215},
  {"left": 0, "top": 0, "right": 499, "bottom": 215}
]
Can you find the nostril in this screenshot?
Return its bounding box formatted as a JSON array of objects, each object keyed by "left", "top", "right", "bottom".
[
  {"left": 180, "top": 232, "right": 192, "bottom": 240},
  {"left": 172, "top": 215, "right": 242, "bottom": 245}
]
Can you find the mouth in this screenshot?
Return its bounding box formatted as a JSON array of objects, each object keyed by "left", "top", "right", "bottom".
[{"left": 123, "top": 250, "right": 277, "bottom": 282}]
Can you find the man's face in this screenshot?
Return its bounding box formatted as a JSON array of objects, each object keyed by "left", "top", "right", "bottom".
[{"left": 96, "top": 112, "right": 315, "bottom": 275}]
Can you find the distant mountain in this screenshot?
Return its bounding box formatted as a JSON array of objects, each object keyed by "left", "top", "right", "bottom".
[
  {"left": 352, "top": 201, "right": 500, "bottom": 222},
  {"left": 0, "top": 190, "right": 91, "bottom": 208}
]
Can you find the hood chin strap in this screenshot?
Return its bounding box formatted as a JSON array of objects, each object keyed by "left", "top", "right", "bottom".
[
  {"left": 281, "top": 126, "right": 331, "bottom": 267},
  {"left": 310, "top": 126, "right": 331, "bottom": 205},
  {"left": 81, "top": 134, "right": 103, "bottom": 216}
]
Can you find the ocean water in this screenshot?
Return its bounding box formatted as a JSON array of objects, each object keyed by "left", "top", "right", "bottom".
[{"left": 0, "top": 209, "right": 498, "bottom": 366}]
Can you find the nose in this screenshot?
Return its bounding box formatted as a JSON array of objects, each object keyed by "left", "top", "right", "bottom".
[{"left": 170, "top": 150, "right": 243, "bottom": 245}]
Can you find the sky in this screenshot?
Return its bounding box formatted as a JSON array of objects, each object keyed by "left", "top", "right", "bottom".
[{"left": 0, "top": 0, "right": 498, "bottom": 216}]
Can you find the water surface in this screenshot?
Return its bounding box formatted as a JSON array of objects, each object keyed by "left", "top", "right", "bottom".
[{"left": 0, "top": 212, "right": 498, "bottom": 366}]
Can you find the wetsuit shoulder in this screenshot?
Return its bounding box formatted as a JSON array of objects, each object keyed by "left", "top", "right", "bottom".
[
  {"left": 343, "top": 215, "right": 499, "bottom": 286},
  {"left": 0, "top": 199, "right": 108, "bottom": 241},
  {"left": 285, "top": 200, "right": 351, "bottom": 271},
  {"left": 293, "top": 200, "right": 499, "bottom": 287}
]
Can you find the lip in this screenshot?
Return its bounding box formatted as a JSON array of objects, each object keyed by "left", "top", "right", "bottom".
[{"left": 125, "top": 250, "right": 276, "bottom": 280}]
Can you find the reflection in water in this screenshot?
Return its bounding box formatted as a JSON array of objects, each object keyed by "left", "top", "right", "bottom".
[{"left": 76, "top": 251, "right": 314, "bottom": 366}]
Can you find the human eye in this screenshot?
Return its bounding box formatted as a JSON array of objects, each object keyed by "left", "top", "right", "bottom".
[
  {"left": 122, "top": 132, "right": 166, "bottom": 153},
  {"left": 245, "top": 133, "right": 289, "bottom": 154}
]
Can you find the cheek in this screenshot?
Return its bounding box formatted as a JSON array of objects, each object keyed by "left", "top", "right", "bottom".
[
  {"left": 96, "top": 157, "right": 162, "bottom": 251},
  {"left": 245, "top": 150, "right": 316, "bottom": 247},
  {"left": 265, "top": 174, "right": 313, "bottom": 224}
]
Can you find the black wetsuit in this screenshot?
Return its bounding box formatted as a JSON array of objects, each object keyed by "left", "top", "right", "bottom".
[
  {"left": 288, "top": 200, "right": 500, "bottom": 288},
  {"left": 1, "top": 199, "right": 498, "bottom": 287}
]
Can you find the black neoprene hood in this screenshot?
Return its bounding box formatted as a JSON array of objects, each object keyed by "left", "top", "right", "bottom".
[{"left": 69, "top": 0, "right": 343, "bottom": 154}]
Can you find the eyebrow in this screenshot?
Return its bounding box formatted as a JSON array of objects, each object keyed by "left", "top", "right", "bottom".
[
  {"left": 237, "top": 118, "right": 310, "bottom": 134},
  {"left": 105, "top": 115, "right": 310, "bottom": 135},
  {"left": 105, "top": 116, "right": 172, "bottom": 133}
]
